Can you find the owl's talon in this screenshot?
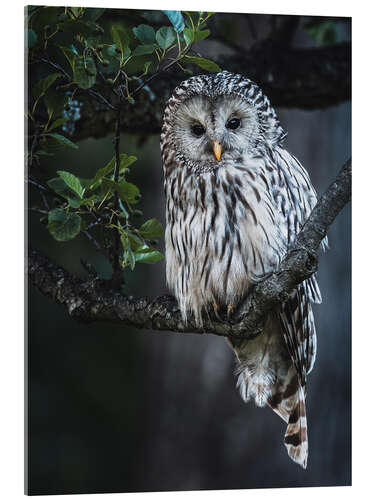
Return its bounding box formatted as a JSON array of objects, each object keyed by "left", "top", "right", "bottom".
[{"left": 227, "top": 303, "right": 235, "bottom": 320}]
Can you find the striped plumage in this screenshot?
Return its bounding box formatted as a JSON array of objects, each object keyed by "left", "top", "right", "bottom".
[{"left": 160, "top": 71, "right": 325, "bottom": 468}]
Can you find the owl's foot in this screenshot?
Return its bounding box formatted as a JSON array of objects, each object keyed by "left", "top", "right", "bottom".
[
  {"left": 211, "top": 301, "right": 236, "bottom": 322},
  {"left": 227, "top": 303, "right": 235, "bottom": 320}
]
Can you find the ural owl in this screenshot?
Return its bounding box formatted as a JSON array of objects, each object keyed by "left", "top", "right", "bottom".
[{"left": 160, "top": 71, "right": 326, "bottom": 469}]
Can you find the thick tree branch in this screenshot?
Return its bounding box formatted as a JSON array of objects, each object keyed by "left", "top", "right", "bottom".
[
  {"left": 28, "top": 159, "right": 351, "bottom": 339},
  {"left": 69, "top": 42, "right": 351, "bottom": 141}
]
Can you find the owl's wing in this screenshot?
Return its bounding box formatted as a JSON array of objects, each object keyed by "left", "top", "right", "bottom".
[
  {"left": 273, "top": 147, "right": 323, "bottom": 378},
  {"left": 279, "top": 282, "right": 317, "bottom": 386},
  {"left": 269, "top": 148, "right": 324, "bottom": 468}
]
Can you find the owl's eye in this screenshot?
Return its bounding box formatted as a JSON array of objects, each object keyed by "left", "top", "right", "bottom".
[
  {"left": 191, "top": 123, "right": 206, "bottom": 137},
  {"left": 226, "top": 118, "right": 241, "bottom": 130}
]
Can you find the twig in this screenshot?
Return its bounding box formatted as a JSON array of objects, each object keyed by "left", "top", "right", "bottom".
[
  {"left": 110, "top": 99, "right": 123, "bottom": 286},
  {"left": 27, "top": 123, "right": 42, "bottom": 168},
  {"left": 27, "top": 177, "right": 65, "bottom": 203},
  {"left": 69, "top": 42, "right": 351, "bottom": 141},
  {"left": 82, "top": 229, "right": 106, "bottom": 255},
  {"left": 128, "top": 47, "right": 190, "bottom": 98},
  {"left": 86, "top": 89, "right": 115, "bottom": 110},
  {"left": 27, "top": 177, "right": 111, "bottom": 260},
  {"left": 38, "top": 57, "right": 115, "bottom": 111}
]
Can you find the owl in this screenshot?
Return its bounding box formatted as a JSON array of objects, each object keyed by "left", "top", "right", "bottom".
[{"left": 160, "top": 71, "right": 326, "bottom": 469}]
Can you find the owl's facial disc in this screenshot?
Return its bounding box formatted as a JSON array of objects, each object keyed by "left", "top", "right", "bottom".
[{"left": 172, "top": 94, "right": 260, "bottom": 171}]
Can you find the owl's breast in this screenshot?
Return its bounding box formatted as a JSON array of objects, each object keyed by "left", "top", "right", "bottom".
[{"left": 165, "top": 158, "right": 287, "bottom": 323}]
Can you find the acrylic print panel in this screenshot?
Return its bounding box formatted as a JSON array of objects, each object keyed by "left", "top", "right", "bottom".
[{"left": 26, "top": 5, "right": 351, "bottom": 495}]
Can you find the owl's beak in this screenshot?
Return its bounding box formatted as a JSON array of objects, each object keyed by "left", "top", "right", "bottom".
[{"left": 212, "top": 141, "right": 222, "bottom": 162}]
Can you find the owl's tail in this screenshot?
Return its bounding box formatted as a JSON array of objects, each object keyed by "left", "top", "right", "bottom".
[
  {"left": 231, "top": 327, "right": 309, "bottom": 469},
  {"left": 283, "top": 385, "right": 308, "bottom": 469}
]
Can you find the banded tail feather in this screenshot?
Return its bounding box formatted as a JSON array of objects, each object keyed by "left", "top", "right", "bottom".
[
  {"left": 283, "top": 385, "right": 308, "bottom": 469},
  {"left": 231, "top": 287, "right": 316, "bottom": 469}
]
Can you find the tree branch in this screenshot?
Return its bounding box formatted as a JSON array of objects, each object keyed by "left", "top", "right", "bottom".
[
  {"left": 28, "top": 159, "right": 351, "bottom": 339},
  {"left": 69, "top": 42, "right": 351, "bottom": 141}
]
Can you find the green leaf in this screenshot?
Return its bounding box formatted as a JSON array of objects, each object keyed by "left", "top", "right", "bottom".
[
  {"left": 73, "top": 56, "right": 97, "bottom": 89},
  {"left": 48, "top": 208, "right": 81, "bottom": 242},
  {"left": 101, "top": 178, "right": 140, "bottom": 204},
  {"left": 118, "top": 181, "right": 140, "bottom": 204},
  {"left": 163, "top": 10, "right": 185, "bottom": 33},
  {"left": 47, "top": 117, "right": 69, "bottom": 132},
  {"left": 133, "top": 24, "right": 155, "bottom": 44},
  {"left": 89, "top": 154, "right": 137, "bottom": 189},
  {"left": 143, "top": 61, "right": 152, "bottom": 74},
  {"left": 46, "top": 133, "right": 78, "bottom": 149},
  {"left": 111, "top": 25, "right": 131, "bottom": 60},
  {"left": 127, "top": 248, "right": 136, "bottom": 270},
  {"left": 107, "top": 44, "right": 119, "bottom": 58},
  {"left": 57, "top": 170, "right": 85, "bottom": 198},
  {"left": 27, "top": 29, "right": 37, "bottom": 49},
  {"left": 120, "top": 154, "right": 137, "bottom": 172},
  {"left": 32, "top": 73, "right": 62, "bottom": 114},
  {"left": 156, "top": 26, "right": 176, "bottom": 49},
  {"left": 120, "top": 232, "right": 130, "bottom": 251},
  {"left": 90, "top": 158, "right": 116, "bottom": 189},
  {"left": 76, "top": 194, "right": 99, "bottom": 207},
  {"left": 127, "top": 231, "right": 144, "bottom": 250},
  {"left": 182, "top": 56, "right": 221, "bottom": 72},
  {"left": 195, "top": 29, "right": 210, "bottom": 42},
  {"left": 59, "top": 45, "right": 77, "bottom": 70},
  {"left": 132, "top": 44, "right": 157, "bottom": 56},
  {"left": 70, "top": 7, "right": 82, "bottom": 18},
  {"left": 183, "top": 27, "right": 194, "bottom": 45},
  {"left": 139, "top": 218, "right": 164, "bottom": 239},
  {"left": 119, "top": 199, "right": 129, "bottom": 219},
  {"left": 47, "top": 177, "right": 96, "bottom": 207},
  {"left": 204, "top": 12, "right": 215, "bottom": 20},
  {"left": 183, "top": 27, "right": 211, "bottom": 45},
  {"left": 134, "top": 245, "right": 164, "bottom": 264},
  {"left": 48, "top": 177, "right": 74, "bottom": 198},
  {"left": 120, "top": 234, "right": 136, "bottom": 270},
  {"left": 100, "top": 45, "right": 121, "bottom": 73}
]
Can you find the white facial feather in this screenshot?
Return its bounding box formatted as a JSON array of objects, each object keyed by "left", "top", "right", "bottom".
[{"left": 172, "top": 95, "right": 260, "bottom": 165}]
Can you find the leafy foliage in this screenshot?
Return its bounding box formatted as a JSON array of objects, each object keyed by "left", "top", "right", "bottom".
[
  {"left": 26, "top": 7, "right": 219, "bottom": 278},
  {"left": 48, "top": 208, "right": 81, "bottom": 242}
]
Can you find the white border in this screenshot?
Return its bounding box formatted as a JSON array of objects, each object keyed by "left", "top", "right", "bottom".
[{"left": 3, "top": 0, "right": 373, "bottom": 499}]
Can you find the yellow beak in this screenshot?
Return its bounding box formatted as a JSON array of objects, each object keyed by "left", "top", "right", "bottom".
[{"left": 213, "top": 141, "right": 222, "bottom": 162}]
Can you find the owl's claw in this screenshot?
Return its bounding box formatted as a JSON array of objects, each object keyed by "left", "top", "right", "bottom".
[
  {"left": 212, "top": 301, "right": 236, "bottom": 322},
  {"left": 227, "top": 303, "right": 235, "bottom": 320}
]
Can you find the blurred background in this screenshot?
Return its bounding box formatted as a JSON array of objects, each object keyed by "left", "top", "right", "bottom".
[{"left": 27, "top": 9, "right": 351, "bottom": 495}]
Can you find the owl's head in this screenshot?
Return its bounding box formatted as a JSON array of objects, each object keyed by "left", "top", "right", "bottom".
[{"left": 161, "top": 71, "right": 286, "bottom": 173}]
